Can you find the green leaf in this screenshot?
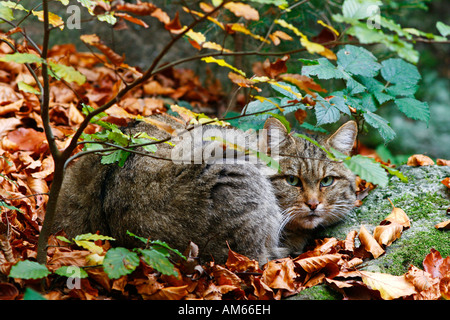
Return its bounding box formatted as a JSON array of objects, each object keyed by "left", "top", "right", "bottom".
[
  {"left": 0, "top": 53, "right": 44, "bottom": 64},
  {"left": 0, "top": 200, "right": 22, "bottom": 212},
  {"left": 74, "top": 233, "right": 115, "bottom": 242},
  {"left": 344, "top": 155, "right": 389, "bottom": 187},
  {"left": 18, "top": 81, "right": 41, "bottom": 95},
  {"left": 100, "top": 149, "right": 130, "bottom": 167},
  {"left": 138, "top": 248, "right": 178, "bottom": 277},
  {"left": 56, "top": 235, "right": 72, "bottom": 243},
  {"left": 299, "top": 59, "right": 319, "bottom": 66},
  {"left": 381, "top": 164, "right": 408, "bottom": 183},
  {"left": 23, "top": 288, "right": 47, "bottom": 300},
  {"left": 314, "top": 98, "right": 341, "bottom": 125},
  {"left": 337, "top": 45, "right": 381, "bottom": 77},
  {"left": 55, "top": 266, "right": 89, "bottom": 278},
  {"left": 436, "top": 21, "right": 450, "bottom": 37},
  {"left": 302, "top": 58, "right": 346, "bottom": 80},
  {"left": 9, "top": 260, "right": 50, "bottom": 279},
  {"left": 1, "top": 1, "right": 28, "bottom": 12},
  {"left": 363, "top": 111, "right": 396, "bottom": 143},
  {"left": 380, "top": 58, "right": 421, "bottom": 85},
  {"left": 342, "top": 0, "right": 382, "bottom": 19},
  {"left": 0, "top": 3, "right": 14, "bottom": 21},
  {"left": 103, "top": 247, "right": 140, "bottom": 279},
  {"left": 49, "top": 61, "right": 86, "bottom": 85},
  {"left": 395, "top": 98, "right": 430, "bottom": 124}
]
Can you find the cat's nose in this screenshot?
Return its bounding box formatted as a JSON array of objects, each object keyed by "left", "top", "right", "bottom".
[{"left": 306, "top": 200, "right": 320, "bottom": 210}]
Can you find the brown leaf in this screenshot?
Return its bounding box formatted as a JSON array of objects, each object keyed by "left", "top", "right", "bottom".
[
  {"left": 358, "top": 225, "right": 385, "bottom": 258},
  {"left": 226, "top": 248, "right": 260, "bottom": 273},
  {"left": 279, "top": 74, "right": 326, "bottom": 97},
  {"left": 373, "top": 223, "right": 403, "bottom": 247},
  {"left": 263, "top": 56, "right": 288, "bottom": 79},
  {"left": 147, "top": 285, "right": 189, "bottom": 300},
  {"left": 6, "top": 127, "right": 47, "bottom": 153},
  {"left": 294, "top": 254, "right": 341, "bottom": 273},
  {"left": 423, "top": 248, "right": 450, "bottom": 279},
  {"left": 212, "top": 264, "right": 242, "bottom": 287},
  {"left": 115, "top": 12, "right": 149, "bottom": 28},
  {"left": 261, "top": 258, "right": 297, "bottom": 291},
  {"left": 441, "top": 178, "right": 450, "bottom": 189},
  {"left": 115, "top": 1, "right": 157, "bottom": 16},
  {"left": 440, "top": 276, "right": 450, "bottom": 300},
  {"left": 405, "top": 265, "right": 441, "bottom": 300},
  {"left": 382, "top": 199, "right": 411, "bottom": 228},
  {"left": 165, "top": 12, "right": 183, "bottom": 32},
  {"left": 224, "top": 2, "right": 259, "bottom": 20},
  {"left": 359, "top": 271, "right": 417, "bottom": 300},
  {"left": 0, "top": 283, "right": 19, "bottom": 300},
  {"left": 407, "top": 154, "right": 435, "bottom": 166},
  {"left": 435, "top": 220, "right": 450, "bottom": 230},
  {"left": 341, "top": 230, "right": 358, "bottom": 253},
  {"left": 80, "top": 34, "right": 125, "bottom": 66},
  {"left": 436, "top": 158, "right": 450, "bottom": 166}
]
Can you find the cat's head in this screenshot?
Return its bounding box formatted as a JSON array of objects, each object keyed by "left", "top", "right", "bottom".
[{"left": 263, "top": 118, "right": 358, "bottom": 231}]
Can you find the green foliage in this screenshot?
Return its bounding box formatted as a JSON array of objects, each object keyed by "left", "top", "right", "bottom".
[
  {"left": 102, "top": 231, "right": 184, "bottom": 279},
  {"left": 103, "top": 247, "right": 140, "bottom": 279},
  {"left": 54, "top": 266, "right": 89, "bottom": 278},
  {"left": 80, "top": 105, "right": 158, "bottom": 167},
  {"left": 302, "top": 45, "right": 429, "bottom": 142},
  {"left": 9, "top": 260, "right": 50, "bottom": 279}
]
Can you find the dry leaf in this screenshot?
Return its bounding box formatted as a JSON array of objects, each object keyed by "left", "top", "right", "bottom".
[
  {"left": 373, "top": 223, "right": 403, "bottom": 247},
  {"left": 407, "top": 154, "right": 435, "bottom": 166},
  {"left": 359, "top": 271, "right": 417, "bottom": 300},
  {"left": 224, "top": 2, "right": 259, "bottom": 20},
  {"left": 441, "top": 178, "right": 450, "bottom": 189},
  {"left": 262, "top": 258, "right": 297, "bottom": 291},
  {"left": 436, "top": 158, "right": 450, "bottom": 166},
  {"left": 358, "top": 225, "right": 385, "bottom": 258},
  {"left": 405, "top": 265, "right": 441, "bottom": 300},
  {"left": 435, "top": 220, "right": 450, "bottom": 230},
  {"left": 423, "top": 248, "right": 450, "bottom": 279},
  {"left": 294, "top": 254, "right": 341, "bottom": 273}
]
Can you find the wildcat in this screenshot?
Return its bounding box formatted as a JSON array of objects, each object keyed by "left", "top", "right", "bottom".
[{"left": 52, "top": 114, "right": 357, "bottom": 264}]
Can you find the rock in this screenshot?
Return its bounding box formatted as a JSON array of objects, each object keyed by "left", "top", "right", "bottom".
[{"left": 292, "top": 165, "right": 450, "bottom": 300}]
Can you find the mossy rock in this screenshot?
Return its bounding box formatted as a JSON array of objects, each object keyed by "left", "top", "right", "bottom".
[{"left": 291, "top": 165, "right": 450, "bottom": 300}]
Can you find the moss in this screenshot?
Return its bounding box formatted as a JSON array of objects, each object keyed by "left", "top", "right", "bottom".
[
  {"left": 369, "top": 230, "right": 450, "bottom": 276},
  {"left": 290, "top": 284, "right": 341, "bottom": 300}
]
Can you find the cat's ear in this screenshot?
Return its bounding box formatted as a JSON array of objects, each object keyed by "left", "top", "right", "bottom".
[
  {"left": 261, "top": 117, "right": 288, "bottom": 154},
  {"left": 326, "top": 121, "right": 357, "bottom": 155}
]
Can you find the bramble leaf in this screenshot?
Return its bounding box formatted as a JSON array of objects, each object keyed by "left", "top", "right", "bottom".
[
  {"left": 395, "top": 98, "right": 430, "bottom": 124},
  {"left": 336, "top": 45, "right": 381, "bottom": 77},
  {"left": 363, "top": 111, "right": 396, "bottom": 143},
  {"left": 380, "top": 58, "right": 421, "bottom": 85},
  {"left": 343, "top": 154, "right": 389, "bottom": 187}
]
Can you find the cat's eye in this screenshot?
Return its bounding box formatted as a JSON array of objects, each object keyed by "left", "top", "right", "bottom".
[
  {"left": 286, "top": 175, "right": 302, "bottom": 187},
  {"left": 320, "top": 176, "right": 335, "bottom": 187}
]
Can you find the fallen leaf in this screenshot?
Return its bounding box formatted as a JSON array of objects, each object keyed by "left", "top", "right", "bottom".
[
  {"left": 6, "top": 127, "right": 47, "bottom": 153},
  {"left": 226, "top": 248, "right": 260, "bottom": 273},
  {"left": 441, "top": 178, "right": 450, "bottom": 189},
  {"left": 358, "top": 225, "right": 385, "bottom": 258},
  {"left": 359, "top": 271, "right": 417, "bottom": 300},
  {"left": 423, "top": 248, "right": 450, "bottom": 279},
  {"left": 436, "top": 158, "right": 450, "bottom": 166},
  {"left": 262, "top": 258, "right": 297, "bottom": 291},
  {"left": 294, "top": 254, "right": 341, "bottom": 273},
  {"left": 405, "top": 265, "right": 441, "bottom": 300},
  {"left": 382, "top": 199, "right": 411, "bottom": 228},
  {"left": 407, "top": 154, "right": 435, "bottom": 166},
  {"left": 435, "top": 220, "right": 450, "bottom": 230},
  {"left": 373, "top": 223, "right": 403, "bottom": 247}
]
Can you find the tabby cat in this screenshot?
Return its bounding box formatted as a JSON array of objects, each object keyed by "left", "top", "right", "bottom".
[{"left": 52, "top": 114, "right": 357, "bottom": 264}]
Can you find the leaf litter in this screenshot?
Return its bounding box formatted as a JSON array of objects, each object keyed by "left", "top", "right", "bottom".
[{"left": 0, "top": 38, "right": 449, "bottom": 300}]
